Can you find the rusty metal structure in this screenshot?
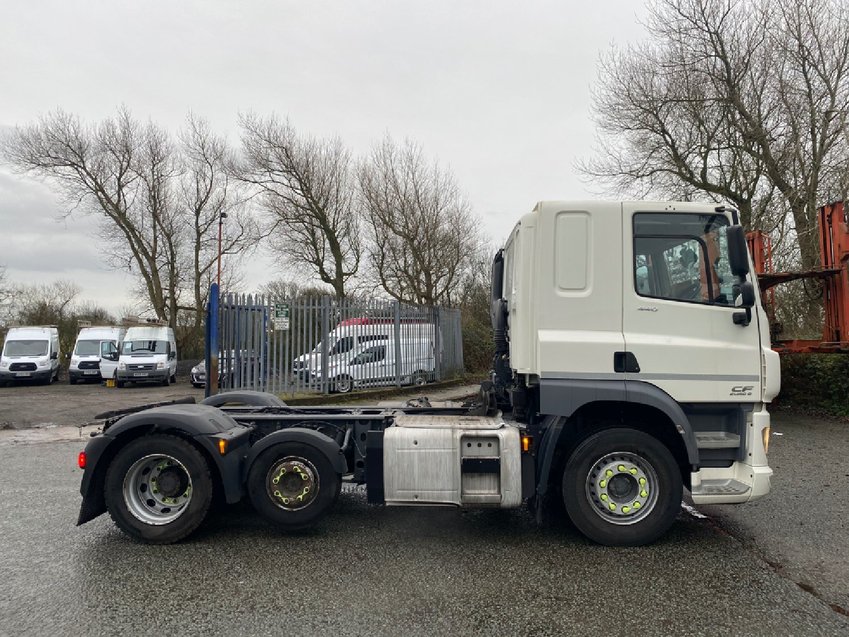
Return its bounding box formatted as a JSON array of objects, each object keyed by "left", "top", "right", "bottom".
[{"left": 748, "top": 201, "right": 849, "bottom": 353}]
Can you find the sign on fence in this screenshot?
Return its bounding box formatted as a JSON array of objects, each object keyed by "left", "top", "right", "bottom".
[{"left": 272, "top": 303, "right": 290, "bottom": 331}]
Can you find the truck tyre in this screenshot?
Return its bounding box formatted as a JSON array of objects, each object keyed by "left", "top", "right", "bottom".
[
  {"left": 561, "top": 428, "right": 682, "bottom": 547},
  {"left": 116, "top": 379, "right": 125, "bottom": 388},
  {"left": 247, "top": 442, "right": 341, "bottom": 531},
  {"left": 333, "top": 375, "right": 353, "bottom": 394},
  {"left": 104, "top": 434, "right": 213, "bottom": 544}
]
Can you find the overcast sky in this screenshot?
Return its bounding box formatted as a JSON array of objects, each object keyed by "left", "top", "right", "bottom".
[{"left": 0, "top": 0, "right": 649, "bottom": 316}]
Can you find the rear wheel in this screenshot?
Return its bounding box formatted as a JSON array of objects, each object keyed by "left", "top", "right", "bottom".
[
  {"left": 104, "top": 434, "right": 213, "bottom": 543},
  {"left": 561, "top": 428, "right": 682, "bottom": 546},
  {"left": 247, "top": 442, "right": 341, "bottom": 531}
]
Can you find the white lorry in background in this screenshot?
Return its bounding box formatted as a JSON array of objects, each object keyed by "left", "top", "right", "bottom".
[
  {"left": 292, "top": 319, "right": 436, "bottom": 378},
  {"left": 0, "top": 326, "right": 61, "bottom": 385},
  {"left": 114, "top": 325, "right": 177, "bottom": 387},
  {"left": 68, "top": 326, "right": 126, "bottom": 384},
  {"left": 77, "top": 201, "right": 779, "bottom": 548},
  {"left": 320, "top": 338, "right": 436, "bottom": 393}
]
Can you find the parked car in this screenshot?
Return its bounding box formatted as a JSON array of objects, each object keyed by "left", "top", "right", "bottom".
[{"left": 190, "top": 359, "right": 209, "bottom": 388}]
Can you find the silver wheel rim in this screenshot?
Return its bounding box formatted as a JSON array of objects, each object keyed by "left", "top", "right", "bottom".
[
  {"left": 266, "top": 457, "right": 319, "bottom": 511},
  {"left": 123, "top": 453, "right": 193, "bottom": 525},
  {"left": 585, "top": 451, "right": 659, "bottom": 525},
  {"left": 414, "top": 374, "right": 426, "bottom": 386},
  {"left": 337, "top": 377, "right": 352, "bottom": 393}
]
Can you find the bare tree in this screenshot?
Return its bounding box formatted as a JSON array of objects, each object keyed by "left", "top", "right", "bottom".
[
  {"left": 0, "top": 266, "right": 11, "bottom": 327},
  {"left": 258, "top": 278, "right": 334, "bottom": 301},
  {"left": 2, "top": 108, "right": 259, "bottom": 347},
  {"left": 358, "top": 137, "right": 484, "bottom": 307},
  {"left": 237, "top": 114, "right": 361, "bottom": 298},
  {"left": 582, "top": 0, "right": 849, "bottom": 270}
]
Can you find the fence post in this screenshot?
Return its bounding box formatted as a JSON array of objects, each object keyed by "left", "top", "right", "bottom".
[
  {"left": 434, "top": 306, "right": 443, "bottom": 381},
  {"left": 320, "top": 296, "right": 330, "bottom": 394},
  {"left": 393, "top": 300, "right": 402, "bottom": 387},
  {"left": 207, "top": 283, "right": 219, "bottom": 398}
]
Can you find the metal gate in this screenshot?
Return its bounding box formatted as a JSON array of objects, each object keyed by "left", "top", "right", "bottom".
[{"left": 205, "top": 286, "right": 463, "bottom": 396}]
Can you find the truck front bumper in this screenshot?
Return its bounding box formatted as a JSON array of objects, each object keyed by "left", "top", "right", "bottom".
[{"left": 690, "top": 406, "right": 772, "bottom": 504}]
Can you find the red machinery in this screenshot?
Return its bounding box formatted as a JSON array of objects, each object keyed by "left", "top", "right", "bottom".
[{"left": 748, "top": 201, "right": 849, "bottom": 353}]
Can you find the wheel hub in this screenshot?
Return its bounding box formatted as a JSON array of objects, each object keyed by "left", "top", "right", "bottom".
[
  {"left": 585, "top": 452, "right": 658, "bottom": 525},
  {"left": 267, "top": 458, "right": 319, "bottom": 511},
  {"left": 123, "top": 454, "right": 193, "bottom": 525},
  {"left": 155, "top": 466, "right": 189, "bottom": 498}
]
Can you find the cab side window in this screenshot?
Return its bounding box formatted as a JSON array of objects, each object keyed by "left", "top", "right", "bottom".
[{"left": 633, "top": 212, "right": 736, "bottom": 306}]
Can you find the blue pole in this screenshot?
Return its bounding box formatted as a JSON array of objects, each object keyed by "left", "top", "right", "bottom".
[{"left": 206, "top": 283, "right": 219, "bottom": 398}]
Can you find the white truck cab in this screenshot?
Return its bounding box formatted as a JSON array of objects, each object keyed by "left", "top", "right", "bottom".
[
  {"left": 0, "top": 326, "right": 61, "bottom": 385},
  {"left": 493, "top": 201, "right": 779, "bottom": 523},
  {"left": 115, "top": 325, "right": 177, "bottom": 387},
  {"left": 68, "top": 326, "right": 126, "bottom": 384}
]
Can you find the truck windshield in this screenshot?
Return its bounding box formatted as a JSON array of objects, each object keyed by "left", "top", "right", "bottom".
[
  {"left": 74, "top": 340, "right": 102, "bottom": 356},
  {"left": 3, "top": 340, "right": 48, "bottom": 356},
  {"left": 122, "top": 340, "right": 169, "bottom": 355}
]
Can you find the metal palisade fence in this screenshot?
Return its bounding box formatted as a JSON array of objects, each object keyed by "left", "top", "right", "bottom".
[{"left": 208, "top": 292, "right": 463, "bottom": 396}]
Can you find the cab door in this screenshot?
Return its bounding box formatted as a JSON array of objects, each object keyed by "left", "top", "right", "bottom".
[{"left": 621, "top": 205, "right": 762, "bottom": 403}]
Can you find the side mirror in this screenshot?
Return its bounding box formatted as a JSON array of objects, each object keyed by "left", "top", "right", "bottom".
[
  {"left": 736, "top": 281, "right": 755, "bottom": 308},
  {"left": 733, "top": 281, "right": 755, "bottom": 326},
  {"left": 65, "top": 352, "right": 71, "bottom": 360},
  {"left": 51, "top": 352, "right": 58, "bottom": 360},
  {"left": 727, "top": 226, "right": 750, "bottom": 278},
  {"left": 169, "top": 351, "right": 176, "bottom": 360}
]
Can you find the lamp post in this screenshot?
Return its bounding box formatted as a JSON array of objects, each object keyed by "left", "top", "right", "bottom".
[{"left": 217, "top": 212, "right": 228, "bottom": 287}]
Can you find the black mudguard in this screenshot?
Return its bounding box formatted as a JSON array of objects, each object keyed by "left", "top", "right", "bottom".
[
  {"left": 77, "top": 404, "right": 252, "bottom": 526},
  {"left": 244, "top": 428, "right": 348, "bottom": 480}
]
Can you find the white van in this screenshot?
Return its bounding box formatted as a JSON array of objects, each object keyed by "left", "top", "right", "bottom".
[
  {"left": 68, "top": 326, "right": 126, "bottom": 384},
  {"left": 0, "top": 326, "right": 61, "bottom": 385},
  {"left": 322, "top": 338, "right": 436, "bottom": 393},
  {"left": 293, "top": 319, "right": 435, "bottom": 377},
  {"left": 116, "top": 325, "right": 177, "bottom": 387}
]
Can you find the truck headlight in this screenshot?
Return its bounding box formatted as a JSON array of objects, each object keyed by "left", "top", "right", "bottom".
[
  {"left": 191, "top": 365, "right": 201, "bottom": 374},
  {"left": 118, "top": 362, "right": 126, "bottom": 371},
  {"left": 156, "top": 362, "right": 165, "bottom": 370},
  {"left": 39, "top": 358, "right": 50, "bottom": 367},
  {"left": 0, "top": 361, "right": 8, "bottom": 369}
]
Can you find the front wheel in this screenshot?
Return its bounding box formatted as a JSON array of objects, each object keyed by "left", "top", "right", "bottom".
[
  {"left": 104, "top": 434, "right": 213, "bottom": 543},
  {"left": 561, "top": 428, "right": 682, "bottom": 547},
  {"left": 247, "top": 442, "right": 341, "bottom": 531}
]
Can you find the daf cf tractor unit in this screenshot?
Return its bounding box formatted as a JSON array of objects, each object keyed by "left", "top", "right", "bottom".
[{"left": 75, "top": 201, "right": 779, "bottom": 547}]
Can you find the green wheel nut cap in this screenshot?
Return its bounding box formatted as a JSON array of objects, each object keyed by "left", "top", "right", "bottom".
[{"left": 640, "top": 489, "right": 649, "bottom": 498}]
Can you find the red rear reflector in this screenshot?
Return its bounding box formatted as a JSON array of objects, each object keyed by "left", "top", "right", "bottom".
[{"left": 78, "top": 452, "right": 86, "bottom": 469}]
